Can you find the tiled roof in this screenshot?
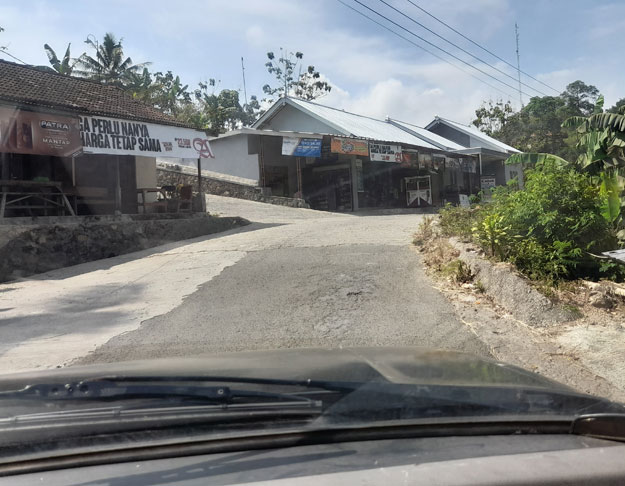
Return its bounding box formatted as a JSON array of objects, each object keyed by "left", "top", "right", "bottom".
[{"left": 0, "top": 60, "right": 190, "bottom": 127}]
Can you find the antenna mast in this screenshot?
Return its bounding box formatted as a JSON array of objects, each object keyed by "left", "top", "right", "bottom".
[
  {"left": 241, "top": 57, "right": 248, "bottom": 107},
  {"left": 515, "top": 23, "right": 523, "bottom": 107}
]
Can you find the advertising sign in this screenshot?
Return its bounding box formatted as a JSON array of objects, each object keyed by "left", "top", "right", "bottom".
[
  {"left": 281, "top": 137, "right": 322, "bottom": 157},
  {"left": 355, "top": 159, "right": 364, "bottom": 192},
  {"left": 79, "top": 115, "right": 214, "bottom": 158},
  {"left": 330, "top": 136, "right": 369, "bottom": 156},
  {"left": 370, "top": 142, "right": 402, "bottom": 162},
  {"left": 480, "top": 176, "right": 497, "bottom": 191},
  {"left": 0, "top": 107, "right": 81, "bottom": 157},
  {"left": 400, "top": 151, "right": 418, "bottom": 168}
]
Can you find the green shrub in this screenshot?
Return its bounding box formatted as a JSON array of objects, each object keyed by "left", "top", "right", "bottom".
[
  {"left": 436, "top": 161, "right": 622, "bottom": 283},
  {"left": 439, "top": 204, "right": 481, "bottom": 239},
  {"left": 475, "top": 161, "right": 619, "bottom": 283}
]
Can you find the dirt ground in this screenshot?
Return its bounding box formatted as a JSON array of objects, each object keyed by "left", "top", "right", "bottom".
[{"left": 414, "top": 225, "right": 625, "bottom": 403}]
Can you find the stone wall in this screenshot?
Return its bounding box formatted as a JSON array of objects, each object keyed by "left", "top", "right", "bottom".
[
  {"left": 0, "top": 214, "right": 249, "bottom": 283},
  {"left": 156, "top": 167, "right": 310, "bottom": 209}
]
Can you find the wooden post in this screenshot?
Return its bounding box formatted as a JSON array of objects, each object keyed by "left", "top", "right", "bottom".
[
  {"left": 114, "top": 156, "right": 122, "bottom": 215},
  {"left": 71, "top": 155, "right": 76, "bottom": 187},
  {"left": 259, "top": 136, "right": 266, "bottom": 188},
  {"left": 197, "top": 157, "right": 205, "bottom": 212},
  {"left": 296, "top": 157, "right": 303, "bottom": 197}
]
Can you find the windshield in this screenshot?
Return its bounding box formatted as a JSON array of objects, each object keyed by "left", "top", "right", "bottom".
[{"left": 0, "top": 0, "right": 624, "bottom": 456}]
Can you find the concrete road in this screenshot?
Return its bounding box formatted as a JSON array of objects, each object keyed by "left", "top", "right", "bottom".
[{"left": 0, "top": 196, "right": 489, "bottom": 372}]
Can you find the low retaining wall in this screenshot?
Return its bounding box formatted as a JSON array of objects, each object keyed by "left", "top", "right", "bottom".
[
  {"left": 156, "top": 167, "right": 310, "bottom": 209},
  {"left": 0, "top": 214, "right": 249, "bottom": 283},
  {"left": 449, "top": 237, "right": 577, "bottom": 327}
]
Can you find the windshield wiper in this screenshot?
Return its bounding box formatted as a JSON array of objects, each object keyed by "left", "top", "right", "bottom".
[{"left": 0, "top": 377, "right": 328, "bottom": 408}]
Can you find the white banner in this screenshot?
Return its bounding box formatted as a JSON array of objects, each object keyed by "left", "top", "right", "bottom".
[
  {"left": 369, "top": 142, "right": 402, "bottom": 162},
  {"left": 79, "top": 115, "right": 214, "bottom": 159}
]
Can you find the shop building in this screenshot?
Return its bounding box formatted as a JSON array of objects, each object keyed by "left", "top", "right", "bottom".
[
  {"left": 207, "top": 97, "right": 485, "bottom": 211},
  {"left": 424, "top": 116, "right": 522, "bottom": 191},
  {"left": 0, "top": 60, "right": 213, "bottom": 218}
]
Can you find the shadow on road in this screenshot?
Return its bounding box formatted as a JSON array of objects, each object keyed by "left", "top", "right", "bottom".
[
  {"left": 8, "top": 222, "right": 284, "bottom": 283},
  {"left": 0, "top": 282, "right": 147, "bottom": 355}
]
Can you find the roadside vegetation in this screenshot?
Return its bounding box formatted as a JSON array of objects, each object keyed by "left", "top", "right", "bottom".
[{"left": 425, "top": 92, "right": 625, "bottom": 289}]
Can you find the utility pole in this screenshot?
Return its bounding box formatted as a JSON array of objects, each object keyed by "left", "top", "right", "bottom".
[
  {"left": 515, "top": 23, "right": 523, "bottom": 107},
  {"left": 241, "top": 57, "right": 248, "bottom": 107}
]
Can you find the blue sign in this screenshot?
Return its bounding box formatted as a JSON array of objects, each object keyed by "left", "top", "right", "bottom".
[{"left": 281, "top": 137, "right": 322, "bottom": 157}]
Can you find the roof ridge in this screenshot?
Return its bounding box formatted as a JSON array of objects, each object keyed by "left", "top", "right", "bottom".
[
  {"left": 386, "top": 117, "right": 427, "bottom": 130},
  {"left": 287, "top": 96, "right": 392, "bottom": 125},
  {"left": 0, "top": 59, "right": 124, "bottom": 91}
]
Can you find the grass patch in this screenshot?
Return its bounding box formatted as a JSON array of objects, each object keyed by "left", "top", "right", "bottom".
[{"left": 441, "top": 259, "right": 474, "bottom": 284}]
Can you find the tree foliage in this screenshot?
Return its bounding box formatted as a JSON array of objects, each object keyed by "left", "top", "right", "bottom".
[
  {"left": 43, "top": 43, "right": 75, "bottom": 75},
  {"left": 263, "top": 49, "right": 331, "bottom": 101},
  {"left": 75, "top": 33, "right": 150, "bottom": 86},
  {"left": 472, "top": 80, "right": 601, "bottom": 161}
]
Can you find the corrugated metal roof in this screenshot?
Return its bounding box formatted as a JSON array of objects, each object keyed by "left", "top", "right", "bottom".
[
  {"left": 387, "top": 118, "right": 465, "bottom": 150},
  {"left": 287, "top": 98, "right": 439, "bottom": 149},
  {"left": 429, "top": 117, "right": 520, "bottom": 153}
]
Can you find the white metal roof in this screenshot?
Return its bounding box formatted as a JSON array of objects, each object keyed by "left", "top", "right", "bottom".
[
  {"left": 208, "top": 127, "right": 324, "bottom": 141},
  {"left": 265, "top": 98, "right": 439, "bottom": 149},
  {"left": 386, "top": 118, "right": 465, "bottom": 151},
  {"left": 426, "top": 117, "right": 520, "bottom": 154}
]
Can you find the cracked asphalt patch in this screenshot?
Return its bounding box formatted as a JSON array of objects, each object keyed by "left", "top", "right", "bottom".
[{"left": 79, "top": 245, "right": 490, "bottom": 364}]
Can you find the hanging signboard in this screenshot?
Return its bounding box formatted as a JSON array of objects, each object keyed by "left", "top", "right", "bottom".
[
  {"left": 330, "top": 136, "right": 369, "bottom": 156},
  {"left": 400, "top": 151, "right": 418, "bottom": 168},
  {"left": 480, "top": 176, "right": 497, "bottom": 191},
  {"left": 79, "top": 115, "right": 214, "bottom": 158},
  {"left": 0, "top": 106, "right": 81, "bottom": 157},
  {"left": 281, "top": 137, "right": 322, "bottom": 157},
  {"left": 369, "top": 142, "right": 402, "bottom": 162}
]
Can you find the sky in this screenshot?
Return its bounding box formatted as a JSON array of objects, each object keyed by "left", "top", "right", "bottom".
[{"left": 1, "top": 0, "right": 624, "bottom": 126}]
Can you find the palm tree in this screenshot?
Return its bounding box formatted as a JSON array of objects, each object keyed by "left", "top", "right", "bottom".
[
  {"left": 43, "top": 43, "right": 75, "bottom": 75},
  {"left": 75, "top": 33, "right": 150, "bottom": 86}
]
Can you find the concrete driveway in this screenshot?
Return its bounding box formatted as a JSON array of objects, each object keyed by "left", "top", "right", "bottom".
[{"left": 0, "top": 196, "right": 489, "bottom": 372}]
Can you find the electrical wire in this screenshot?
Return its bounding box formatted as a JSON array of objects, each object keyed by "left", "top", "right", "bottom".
[
  {"left": 348, "top": 0, "right": 534, "bottom": 98},
  {"left": 336, "top": 0, "right": 518, "bottom": 100},
  {"left": 403, "top": 0, "right": 559, "bottom": 93},
  {"left": 376, "top": 0, "right": 548, "bottom": 96},
  {"left": 0, "top": 48, "right": 27, "bottom": 64}
]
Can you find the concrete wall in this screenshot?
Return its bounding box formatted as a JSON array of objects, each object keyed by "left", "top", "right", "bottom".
[
  {"left": 156, "top": 167, "right": 309, "bottom": 208},
  {"left": 135, "top": 156, "right": 157, "bottom": 203},
  {"left": 260, "top": 104, "right": 341, "bottom": 134},
  {"left": 135, "top": 156, "right": 157, "bottom": 188},
  {"left": 204, "top": 134, "right": 260, "bottom": 182}
]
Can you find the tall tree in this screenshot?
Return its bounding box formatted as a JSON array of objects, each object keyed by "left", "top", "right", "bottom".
[
  {"left": 262, "top": 49, "right": 331, "bottom": 102},
  {"left": 561, "top": 80, "right": 600, "bottom": 117},
  {"left": 472, "top": 99, "right": 515, "bottom": 136},
  {"left": 608, "top": 98, "right": 625, "bottom": 114},
  {"left": 43, "top": 43, "right": 75, "bottom": 75},
  {"left": 151, "top": 71, "right": 191, "bottom": 117},
  {"left": 76, "top": 33, "right": 149, "bottom": 85}
]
